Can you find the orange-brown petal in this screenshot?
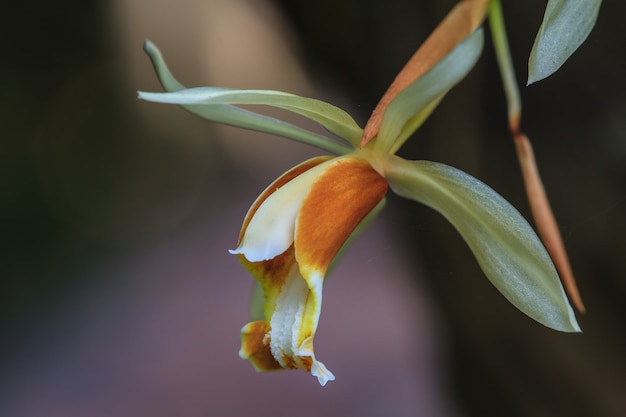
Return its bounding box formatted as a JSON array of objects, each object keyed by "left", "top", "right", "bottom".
[
  {"left": 239, "top": 321, "right": 282, "bottom": 371},
  {"left": 295, "top": 157, "right": 388, "bottom": 278},
  {"left": 237, "top": 246, "right": 296, "bottom": 321}
]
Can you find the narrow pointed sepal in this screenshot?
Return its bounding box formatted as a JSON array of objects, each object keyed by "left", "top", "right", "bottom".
[
  {"left": 374, "top": 29, "right": 484, "bottom": 154},
  {"left": 140, "top": 42, "right": 353, "bottom": 155},
  {"left": 361, "top": 0, "right": 489, "bottom": 147}
]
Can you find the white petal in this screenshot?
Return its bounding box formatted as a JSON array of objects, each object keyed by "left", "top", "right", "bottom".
[
  {"left": 230, "top": 160, "right": 334, "bottom": 262},
  {"left": 268, "top": 262, "right": 308, "bottom": 365},
  {"left": 265, "top": 258, "right": 334, "bottom": 384}
]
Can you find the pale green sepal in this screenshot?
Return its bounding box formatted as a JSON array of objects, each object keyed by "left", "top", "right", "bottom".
[
  {"left": 376, "top": 29, "right": 484, "bottom": 154},
  {"left": 140, "top": 41, "right": 352, "bottom": 155},
  {"left": 139, "top": 87, "right": 362, "bottom": 147},
  {"left": 384, "top": 155, "right": 580, "bottom": 332},
  {"left": 141, "top": 95, "right": 350, "bottom": 154},
  {"left": 388, "top": 96, "right": 443, "bottom": 155},
  {"left": 528, "top": 0, "right": 601, "bottom": 85}
]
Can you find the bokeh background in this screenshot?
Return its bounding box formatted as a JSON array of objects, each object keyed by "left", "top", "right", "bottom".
[{"left": 2, "top": 1, "right": 625, "bottom": 416}]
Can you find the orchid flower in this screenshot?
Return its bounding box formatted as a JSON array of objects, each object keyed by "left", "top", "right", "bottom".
[{"left": 138, "top": 0, "right": 581, "bottom": 386}]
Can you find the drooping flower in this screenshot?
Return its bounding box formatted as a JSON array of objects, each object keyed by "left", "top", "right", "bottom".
[
  {"left": 231, "top": 155, "right": 387, "bottom": 385},
  {"left": 138, "top": 0, "right": 581, "bottom": 385}
]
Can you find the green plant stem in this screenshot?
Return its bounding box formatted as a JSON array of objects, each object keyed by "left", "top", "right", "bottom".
[{"left": 488, "top": 0, "right": 521, "bottom": 133}]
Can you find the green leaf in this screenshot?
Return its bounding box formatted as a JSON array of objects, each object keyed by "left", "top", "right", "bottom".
[
  {"left": 139, "top": 41, "right": 354, "bottom": 154},
  {"left": 376, "top": 29, "right": 484, "bottom": 153},
  {"left": 384, "top": 155, "right": 580, "bottom": 332},
  {"left": 528, "top": 0, "right": 601, "bottom": 84}
]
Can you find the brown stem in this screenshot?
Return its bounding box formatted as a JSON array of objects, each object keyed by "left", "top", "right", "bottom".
[{"left": 514, "top": 132, "right": 585, "bottom": 313}]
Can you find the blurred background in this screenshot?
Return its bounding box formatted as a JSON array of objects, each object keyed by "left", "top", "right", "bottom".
[{"left": 1, "top": 0, "right": 625, "bottom": 416}]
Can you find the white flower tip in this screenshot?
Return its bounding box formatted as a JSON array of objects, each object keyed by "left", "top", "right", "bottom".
[
  {"left": 227, "top": 243, "right": 284, "bottom": 262},
  {"left": 299, "top": 336, "right": 335, "bottom": 386},
  {"left": 237, "top": 346, "right": 246, "bottom": 360},
  {"left": 312, "top": 361, "right": 335, "bottom": 386},
  {"left": 228, "top": 247, "right": 243, "bottom": 256}
]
